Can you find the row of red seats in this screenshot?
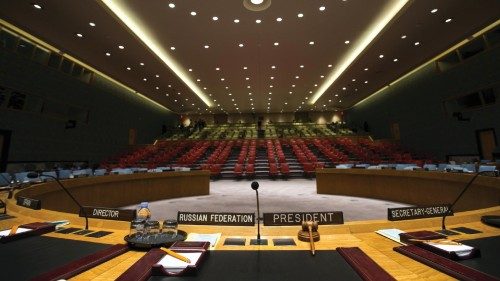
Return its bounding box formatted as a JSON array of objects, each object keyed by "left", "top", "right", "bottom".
[
  {"left": 289, "top": 139, "right": 324, "bottom": 176},
  {"left": 312, "top": 138, "right": 349, "bottom": 163},
  {"left": 177, "top": 141, "right": 210, "bottom": 165}
]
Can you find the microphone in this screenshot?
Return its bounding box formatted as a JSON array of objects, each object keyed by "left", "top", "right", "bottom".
[
  {"left": 250, "top": 181, "right": 267, "bottom": 245},
  {"left": 27, "top": 172, "right": 89, "bottom": 230},
  {"left": 440, "top": 170, "right": 499, "bottom": 235}
]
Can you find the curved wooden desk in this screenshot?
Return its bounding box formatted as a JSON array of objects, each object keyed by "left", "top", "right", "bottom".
[
  {"left": 1, "top": 170, "right": 500, "bottom": 280},
  {"left": 15, "top": 170, "right": 210, "bottom": 213},
  {"left": 317, "top": 169, "right": 500, "bottom": 212}
]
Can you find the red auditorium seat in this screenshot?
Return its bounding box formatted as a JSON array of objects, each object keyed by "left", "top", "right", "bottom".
[
  {"left": 246, "top": 164, "right": 255, "bottom": 178},
  {"left": 269, "top": 163, "right": 279, "bottom": 178},
  {"left": 234, "top": 163, "right": 243, "bottom": 177},
  {"left": 280, "top": 163, "right": 290, "bottom": 177},
  {"left": 303, "top": 162, "right": 315, "bottom": 177}
]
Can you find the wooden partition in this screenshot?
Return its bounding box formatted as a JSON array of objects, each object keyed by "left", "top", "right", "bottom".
[
  {"left": 16, "top": 171, "right": 210, "bottom": 213},
  {"left": 317, "top": 169, "right": 500, "bottom": 212}
]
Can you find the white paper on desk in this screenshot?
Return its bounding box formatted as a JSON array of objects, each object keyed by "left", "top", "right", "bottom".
[
  {"left": 424, "top": 242, "right": 474, "bottom": 257},
  {"left": 157, "top": 252, "right": 203, "bottom": 269},
  {"left": 186, "top": 233, "right": 221, "bottom": 249},
  {"left": 0, "top": 227, "right": 31, "bottom": 237},
  {"left": 375, "top": 228, "right": 406, "bottom": 245}
]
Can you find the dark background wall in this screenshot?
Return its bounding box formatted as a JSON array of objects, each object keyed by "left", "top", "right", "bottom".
[
  {"left": 346, "top": 46, "right": 500, "bottom": 160},
  {"left": 0, "top": 48, "right": 178, "bottom": 167}
]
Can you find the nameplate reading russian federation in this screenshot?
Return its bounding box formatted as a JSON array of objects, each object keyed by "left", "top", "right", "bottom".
[
  {"left": 16, "top": 196, "right": 41, "bottom": 210},
  {"left": 80, "top": 206, "right": 136, "bottom": 221},
  {"left": 178, "top": 211, "right": 255, "bottom": 226},
  {"left": 388, "top": 205, "right": 452, "bottom": 221},
  {"left": 263, "top": 211, "right": 344, "bottom": 226}
]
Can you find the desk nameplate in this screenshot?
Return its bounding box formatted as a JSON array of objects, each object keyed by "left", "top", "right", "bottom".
[
  {"left": 178, "top": 211, "right": 255, "bottom": 226},
  {"left": 388, "top": 205, "right": 452, "bottom": 221},
  {"left": 263, "top": 211, "right": 344, "bottom": 226},
  {"left": 80, "top": 206, "right": 136, "bottom": 221},
  {"left": 16, "top": 196, "right": 41, "bottom": 210}
]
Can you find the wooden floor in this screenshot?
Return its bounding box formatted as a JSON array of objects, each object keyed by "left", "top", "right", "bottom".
[{"left": 2, "top": 190, "right": 500, "bottom": 281}]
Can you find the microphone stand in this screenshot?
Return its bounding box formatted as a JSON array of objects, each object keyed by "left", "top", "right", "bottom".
[
  {"left": 33, "top": 173, "right": 89, "bottom": 230},
  {"left": 440, "top": 170, "right": 498, "bottom": 235},
  {"left": 250, "top": 182, "right": 268, "bottom": 245}
]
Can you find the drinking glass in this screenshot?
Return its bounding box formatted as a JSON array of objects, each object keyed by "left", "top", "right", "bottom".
[{"left": 162, "top": 219, "right": 178, "bottom": 238}]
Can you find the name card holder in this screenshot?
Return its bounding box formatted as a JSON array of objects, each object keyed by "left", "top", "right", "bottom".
[
  {"left": 151, "top": 241, "right": 210, "bottom": 277},
  {"left": 16, "top": 196, "right": 41, "bottom": 210},
  {"left": 0, "top": 222, "right": 55, "bottom": 243}
]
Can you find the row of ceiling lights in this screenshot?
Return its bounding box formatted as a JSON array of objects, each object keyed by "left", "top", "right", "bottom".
[{"left": 31, "top": 2, "right": 454, "bottom": 113}]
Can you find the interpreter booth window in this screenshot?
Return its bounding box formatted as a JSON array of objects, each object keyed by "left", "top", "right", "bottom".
[
  {"left": 7, "top": 92, "right": 26, "bottom": 110},
  {"left": 16, "top": 38, "right": 35, "bottom": 58},
  {"left": 0, "top": 28, "right": 18, "bottom": 51}
]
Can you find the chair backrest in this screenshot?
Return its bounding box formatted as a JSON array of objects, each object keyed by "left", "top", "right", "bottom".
[
  {"left": 94, "top": 169, "right": 107, "bottom": 176},
  {"left": 58, "top": 169, "right": 72, "bottom": 179},
  {"left": 423, "top": 164, "right": 437, "bottom": 171},
  {"left": 40, "top": 171, "right": 57, "bottom": 181},
  {"left": 479, "top": 165, "right": 496, "bottom": 172},
  {"left": 14, "top": 172, "right": 30, "bottom": 183},
  {"left": 460, "top": 164, "right": 476, "bottom": 173},
  {"left": 0, "top": 173, "right": 12, "bottom": 186}
]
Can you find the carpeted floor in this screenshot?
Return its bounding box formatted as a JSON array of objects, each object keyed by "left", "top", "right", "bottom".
[{"left": 132, "top": 179, "right": 410, "bottom": 222}]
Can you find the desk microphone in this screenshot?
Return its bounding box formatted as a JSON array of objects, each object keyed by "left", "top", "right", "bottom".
[
  {"left": 250, "top": 181, "right": 267, "bottom": 245},
  {"left": 27, "top": 172, "right": 89, "bottom": 230},
  {"left": 440, "top": 170, "right": 499, "bottom": 235}
]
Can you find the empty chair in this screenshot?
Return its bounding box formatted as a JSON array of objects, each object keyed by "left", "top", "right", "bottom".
[
  {"left": 14, "top": 172, "right": 31, "bottom": 183},
  {"left": 93, "top": 169, "right": 107, "bottom": 176},
  {"left": 280, "top": 163, "right": 290, "bottom": 177},
  {"left": 367, "top": 165, "right": 382, "bottom": 170},
  {"left": 335, "top": 164, "right": 352, "bottom": 169},
  {"left": 246, "top": 164, "right": 255, "bottom": 178},
  {"left": 0, "top": 173, "right": 12, "bottom": 186},
  {"left": 423, "top": 164, "right": 437, "bottom": 171},
  {"left": 269, "top": 163, "right": 279, "bottom": 178},
  {"left": 40, "top": 171, "right": 57, "bottom": 181},
  {"left": 303, "top": 162, "right": 315, "bottom": 176},
  {"left": 234, "top": 164, "right": 243, "bottom": 177},
  {"left": 58, "top": 169, "right": 72, "bottom": 179},
  {"left": 479, "top": 165, "right": 496, "bottom": 172},
  {"left": 461, "top": 163, "right": 476, "bottom": 173}
]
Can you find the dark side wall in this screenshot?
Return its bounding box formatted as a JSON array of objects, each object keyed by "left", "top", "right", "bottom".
[
  {"left": 0, "top": 48, "right": 178, "bottom": 166},
  {"left": 345, "top": 46, "right": 500, "bottom": 160}
]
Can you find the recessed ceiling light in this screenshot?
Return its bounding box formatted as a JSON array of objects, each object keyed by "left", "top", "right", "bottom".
[
  {"left": 234, "top": 19, "right": 240, "bottom": 23},
  {"left": 335, "top": 94, "right": 339, "bottom": 97},
  {"left": 169, "top": 3, "right": 175, "bottom": 8},
  {"left": 32, "top": 4, "right": 43, "bottom": 10},
  {"left": 247, "top": 85, "right": 251, "bottom": 88},
  {"left": 320, "top": 75, "right": 324, "bottom": 78},
  {"left": 156, "top": 86, "right": 160, "bottom": 90},
  {"left": 351, "top": 79, "right": 355, "bottom": 82},
  {"left": 225, "top": 86, "right": 229, "bottom": 89},
  {"left": 295, "top": 76, "right": 299, "bottom": 79},
  {"left": 238, "top": 43, "right": 244, "bottom": 47},
  {"left": 243, "top": 66, "right": 248, "bottom": 70},
  {"left": 431, "top": 8, "right": 438, "bottom": 13},
  {"left": 196, "top": 79, "right": 201, "bottom": 82},
  {"left": 126, "top": 67, "right": 131, "bottom": 70},
  {"left": 401, "top": 35, "right": 407, "bottom": 39},
  {"left": 414, "top": 41, "right": 420, "bottom": 46},
  {"left": 221, "top": 78, "right": 225, "bottom": 81},
  {"left": 292, "top": 84, "right": 296, "bottom": 87},
  {"left": 393, "top": 58, "right": 398, "bottom": 62},
  {"left": 342, "top": 87, "right": 346, "bottom": 90},
  {"left": 256, "top": 19, "right": 262, "bottom": 23},
  {"left": 188, "top": 68, "right": 192, "bottom": 71},
  {"left": 274, "top": 42, "right": 279, "bottom": 46},
  {"left": 204, "top": 45, "right": 210, "bottom": 48},
  {"left": 143, "top": 78, "right": 147, "bottom": 81},
  {"left": 191, "top": 11, "right": 197, "bottom": 16},
  {"left": 118, "top": 45, "right": 124, "bottom": 49},
  {"left": 314, "top": 84, "right": 318, "bottom": 86},
  {"left": 289, "top": 91, "right": 292, "bottom": 94},
  {"left": 344, "top": 40, "right": 350, "bottom": 44},
  {"left": 364, "top": 81, "right": 368, "bottom": 84},
  {"left": 328, "top": 64, "right": 332, "bottom": 68},
  {"left": 364, "top": 68, "right": 368, "bottom": 71},
  {"left": 276, "top": 17, "right": 283, "bottom": 22},
  {"left": 245, "top": 77, "right": 250, "bottom": 80},
  {"left": 215, "top": 67, "right": 220, "bottom": 71},
  {"left": 76, "top": 33, "right": 83, "bottom": 38},
  {"left": 319, "top": 6, "right": 326, "bottom": 11},
  {"left": 309, "top": 41, "right": 315, "bottom": 45},
  {"left": 203, "top": 87, "right": 206, "bottom": 89},
  {"left": 105, "top": 52, "right": 111, "bottom": 56},
  {"left": 249, "top": 92, "right": 252, "bottom": 95},
  {"left": 170, "top": 46, "right": 176, "bottom": 51},
  {"left": 445, "top": 18, "right": 452, "bottom": 23},
  {"left": 140, "top": 62, "right": 145, "bottom": 66},
  {"left": 300, "top": 65, "right": 304, "bottom": 68},
  {"left": 212, "top": 16, "right": 219, "bottom": 21},
  {"left": 270, "top": 76, "right": 274, "bottom": 79},
  {"left": 271, "top": 65, "right": 276, "bottom": 69},
  {"left": 269, "top": 85, "right": 273, "bottom": 88},
  {"left": 379, "top": 54, "right": 384, "bottom": 58},
  {"left": 89, "top": 22, "right": 96, "bottom": 27},
  {"left": 298, "top": 13, "right": 304, "bottom": 18}
]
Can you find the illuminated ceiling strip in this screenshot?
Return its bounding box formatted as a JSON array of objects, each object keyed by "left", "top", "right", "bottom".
[
  {"left": 310, "top": 0, "right": 409, "bottom": 104},
  {"left": 0, "top": 19, "right": 170, "bottom": 112},
  {"left": 101, "top": 0, "right": 214, "bottom": 108},
  {"left": 353, "top": 19, "right": 500, "bottom": 108}
]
